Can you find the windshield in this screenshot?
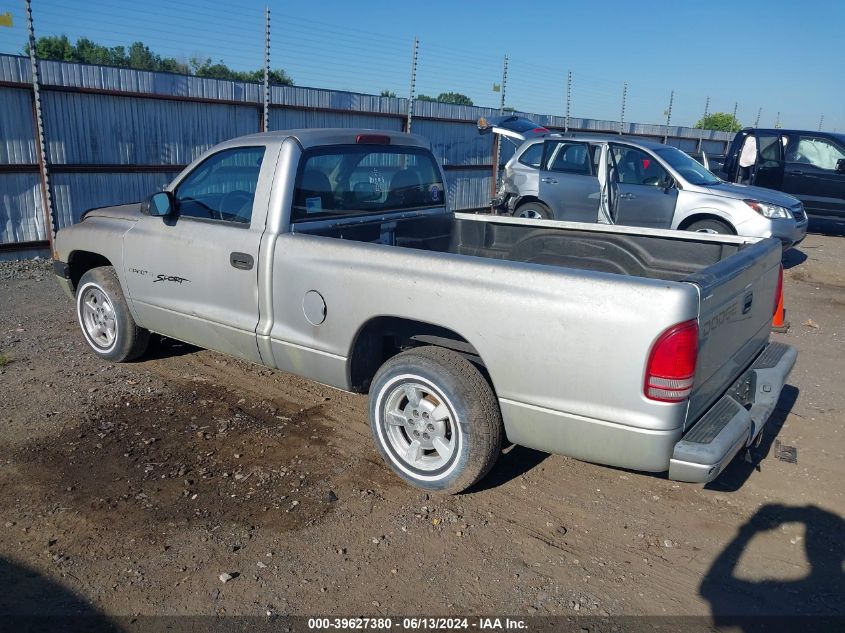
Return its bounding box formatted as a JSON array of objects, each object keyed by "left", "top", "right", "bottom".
[{"left": 655, "top": 147, "right": 721, "bottom": 186}]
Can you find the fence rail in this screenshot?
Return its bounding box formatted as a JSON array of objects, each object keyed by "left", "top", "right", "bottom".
[{"left": 0, "top": 53, "right": 735, "bottom": 255}]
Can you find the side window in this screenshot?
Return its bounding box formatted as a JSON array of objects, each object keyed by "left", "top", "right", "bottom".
[
  {"left": 517, "top": 143, "right": 544, "bottom": 168},
  {"left": 544, "top": 141, "right": 592, "bottom": 175},
  {"left": 611, "top": 145, "right": 668, "bottom": 186},
  {"left": 175, "top": 146, "right": 266, "bottom": 224},
  {"left": 757, "top": 134, "right": 783, "bottom": 162},
  {"left": 788, "top": 136, "right": 845, "bottom": 170}
]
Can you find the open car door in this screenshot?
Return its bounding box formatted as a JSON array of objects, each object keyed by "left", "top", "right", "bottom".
[{"left": 753, "top": 131, "right": 786, "bottom": 190}]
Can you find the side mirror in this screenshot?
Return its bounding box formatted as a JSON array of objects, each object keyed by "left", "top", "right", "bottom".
[
  {"left": 143, "top": 191, "right": 175, "bottom": 217},
  {"left": 837, "top": 158, "right": 845, "bottom": 174}
]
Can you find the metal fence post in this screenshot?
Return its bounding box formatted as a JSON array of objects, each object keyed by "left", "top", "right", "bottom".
[
  {"left": 262, "top": 6, "right": 270, "bottom": 132},
  {"left": 819, "top": 114, "right": 824, "bottom": 132},
  {"left": 619, "top": 82, "right": 627, "bottom": 134},
  {"left": 564, "top": 70, "right": 572, "bottom": 133},
  {"left": 697, "top": 96, "right": 709, "bottom": 152},
  {"left": 492, "top": 54, "right": 508, "bottom": 195},
  {"left": 663, "top": 89, "right": 674, "bottom": 143},
  {"left": 405, "top": 36, "right": 419, "bottom": 133},
  {"left": 25, "top": 0, "right": 55, "bottom": 255}
]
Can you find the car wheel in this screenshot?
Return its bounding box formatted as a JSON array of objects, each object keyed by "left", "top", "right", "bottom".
[
  {"left": 685, "top": 219, "right": 734, "bottom": 235},
  {"left": 369, "top": 346, "right": 503, "bottom": 494},
  {"left": 514, "top": 202, "right": 552, "bottom": 220},
  {"left": 76, "top": 266, "right": 150, "bottom": 363}
]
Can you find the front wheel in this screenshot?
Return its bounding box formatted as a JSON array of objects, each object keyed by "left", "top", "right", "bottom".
[
  {"left": 514, "top": 202, "right": 552, "bottom": 220},
  {"left": 684, "top": 218, "right": 734, "bottom": 235},
  {"left": 76, "top": 266, "right": 150, "bottom": 362},
  {"left": 368, "top": 346, "right": 503, "bottom": 494}
]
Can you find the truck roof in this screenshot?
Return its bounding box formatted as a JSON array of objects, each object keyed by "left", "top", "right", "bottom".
[{"left": 233, "top": 128, "right": 432, "bottom": 150}]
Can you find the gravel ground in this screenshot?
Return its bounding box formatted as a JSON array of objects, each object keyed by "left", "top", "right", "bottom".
[{"left": 0, "top": 223, "right": 843, "bottom": 623}]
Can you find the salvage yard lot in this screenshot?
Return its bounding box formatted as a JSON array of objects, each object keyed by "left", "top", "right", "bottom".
[{"left": 1, "top": 221, "right": 843, "bottom": 619}]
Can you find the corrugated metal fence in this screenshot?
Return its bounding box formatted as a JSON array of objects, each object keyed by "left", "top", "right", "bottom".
[{"left": 0, "top": 53, "right": 733, "bottom": 254}]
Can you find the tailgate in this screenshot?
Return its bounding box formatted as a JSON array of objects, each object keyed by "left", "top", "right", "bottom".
[{"left": 684, "top": 238, "right": 783, "bottom": 427}]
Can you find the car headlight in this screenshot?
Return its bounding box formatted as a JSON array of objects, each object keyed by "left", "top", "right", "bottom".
[{"left": 743, "top": 199, "right": 792, "bottom": 219}]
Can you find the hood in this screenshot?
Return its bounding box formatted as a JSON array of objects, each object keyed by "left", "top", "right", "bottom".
[
  {"left": 704, "top": 182, "right": 802, "bottom": 208},
  {"left": 81, "top": 202, "right": 144, "bottom": 222}
]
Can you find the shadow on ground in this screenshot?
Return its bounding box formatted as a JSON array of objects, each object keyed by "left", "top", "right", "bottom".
[
  {"left": 700, "top": 503, "right": 845, "bottom": 631},
  {"left": 0, "top": 556, "right": 120, "bottom": 632},
  {"left": 466, "top": 444, "right": 550, "bottom": 494},
  {"left": 808, "top": 217, "right": 845, "bottom": 238}
]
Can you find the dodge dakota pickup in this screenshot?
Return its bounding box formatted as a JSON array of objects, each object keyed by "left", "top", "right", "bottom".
[{"left": 53, "top": 129, "right": 796, "bottom": 493}]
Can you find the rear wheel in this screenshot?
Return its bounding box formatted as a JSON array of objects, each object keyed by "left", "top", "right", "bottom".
[
  {"left": 76, "top": 266, "right": 149, "bottom": 362},
  {"left": 369, "top": 346, "right": 503, "bottom": 494},
  {"left": 514, "top": 201, "right": 552, "bottom": 220},
  {"left": 684, "top": 218, "right": 734, "bottom": 235}
]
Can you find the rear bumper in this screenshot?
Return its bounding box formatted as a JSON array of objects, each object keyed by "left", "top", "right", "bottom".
[{"left": 669, "top": 341, "right": 797, "bottom": 483}]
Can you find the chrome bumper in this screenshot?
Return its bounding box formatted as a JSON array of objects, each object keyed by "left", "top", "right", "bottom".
[{"left": 669, "top": 342, "right": 797, "bottom": 483}]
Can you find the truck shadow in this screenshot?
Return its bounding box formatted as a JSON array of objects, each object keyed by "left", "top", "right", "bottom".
[
  {"left": 705, "top": 385, "right": 799, "bottom": 493},
  {"left": 140, "top": 335, "right": 201, "bottom": 361},
  {"left": 466, "top": 444, "right": 550, "bottom": 494},
  {"left": 699, "top": 503, "right": 845, "bottom": 628},
  {"left": 0, "top": 556, "right": 121, "bottom": 631}
]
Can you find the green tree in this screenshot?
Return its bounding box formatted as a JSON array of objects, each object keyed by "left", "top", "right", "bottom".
[
  {"left": 695, "top": 112, "right": 742, "bottom": 132},
  {"left": 26, "top": 35, "right": 291, "bottom": 85},
  {"left": 436, "top": 91, "right": 473, "bottom": 106},
  {"left": 380, "top": 90, "right": 397, "bottom": 97},
  {"left": 415, "top": 92, "right": 473, "bottom": 106}
]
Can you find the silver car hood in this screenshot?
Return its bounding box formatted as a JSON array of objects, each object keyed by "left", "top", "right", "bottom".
[{"left": 704, "top": 182, "right": 801, "bottom": 208}]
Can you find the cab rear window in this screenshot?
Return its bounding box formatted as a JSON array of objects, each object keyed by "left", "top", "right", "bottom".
[{"left": 292, "top": 146, "right": 445, "bottom": 221}]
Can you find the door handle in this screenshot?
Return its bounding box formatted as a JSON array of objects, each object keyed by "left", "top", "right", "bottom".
[
  {"left": 787, "top": 170, "right": 804, "bottom": 176},
  {"left": 230, "top": 252, "right": 254, "bottom": 270},
  {"left": 619, "top": 192, "right": 636, "bottom": 200},
  {"left": 540, "top": 177, "right": 558, "bottom": 184}
]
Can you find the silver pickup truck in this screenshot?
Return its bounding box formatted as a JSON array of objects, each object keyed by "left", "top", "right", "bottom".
[{"left": 53, "top": 129, "right": 796, "bottom": 493}]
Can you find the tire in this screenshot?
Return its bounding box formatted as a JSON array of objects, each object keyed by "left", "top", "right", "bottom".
[
  {"left": 76, "top": 266, "right": 149, "bottom": 363},
  {"left": 368, "top": 346, "right": 503, "bottom": 494},
  {"left": 684, "top": 218, "right": 734, "bottom": 235},
  {"left": 514, "top": 201, "right": 552, "bottom": 220}
]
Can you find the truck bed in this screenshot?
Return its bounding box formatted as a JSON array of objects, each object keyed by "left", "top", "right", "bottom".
[
  {"left": 296, "top": 211, "right": 747, "bottom": 281},
  {"left": 296, "top": 211, "right": 783, "bottom": 433}
]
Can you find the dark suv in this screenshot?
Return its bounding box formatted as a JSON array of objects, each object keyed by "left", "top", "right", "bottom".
[{"left": 723, "top": 128, "right": 845, "bottom": 219}]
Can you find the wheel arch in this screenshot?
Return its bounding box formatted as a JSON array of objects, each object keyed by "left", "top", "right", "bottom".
[
  {"left": 346, "top": 316, "right": 488, "bottom": 393},
  {"left": 67, "top": 250, "right": 114, "bottom": 292},
  {"left": 676, "top": 211, "right": 737, "bottom": 233}
]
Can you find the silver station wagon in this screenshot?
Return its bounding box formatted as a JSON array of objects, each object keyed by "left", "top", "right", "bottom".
[{"left": 481, "top": 116, "right": 807, "bottom": 248}]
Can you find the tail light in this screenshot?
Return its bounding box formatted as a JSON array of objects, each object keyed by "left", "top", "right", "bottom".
[
  {"left": 773, "top": 264, "right": 784, "bottom": 317},
  {"left": 644, "top": 320, "right": 699, "bottom": 403},
  {"left": 532, "top": 127, "right": 549, "bottom": 133}
]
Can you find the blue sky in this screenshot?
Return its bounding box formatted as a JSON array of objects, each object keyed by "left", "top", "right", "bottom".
[{"left": 0, "top": 0, "right": 841, "bottom": 130}]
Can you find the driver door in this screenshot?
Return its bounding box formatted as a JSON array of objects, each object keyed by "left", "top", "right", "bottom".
[
  {"left": 752, "top": 132, "right": 785, "bottom": 190},
  {"left": 123, "top": 145, "right": 277, "bottom": 363}
]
